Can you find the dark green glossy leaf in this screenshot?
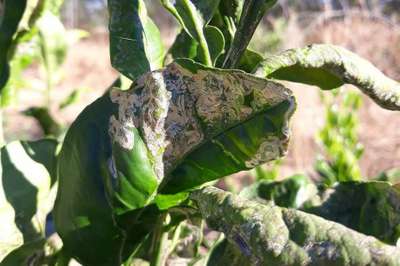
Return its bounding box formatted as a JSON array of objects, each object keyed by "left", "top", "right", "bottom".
[
  {"left": 306, "top": 181, "right": 400, "bottom": 245},
  {"left": 54, "top": 77, "right": 161, "bottom": 264},
  {"left": 0, "top": 0, "right": 27, "bottom": 90},
  {"left": 108, "top": 0, "right": 164, "bottom": 80},
  {"left": 255, "top": 44, "right": 400, "bottom": 111},
  {"left": 168, "top": 30, "right": 198, "bottom": 61},
  {"left": 0, "top": 139, "right": 58, "bottom": 263},
  {"left": 54, "top": 94, "right": 126, "bottom": 265},
  {"left": 222, "top": 0, "right": 277, "bottom": 68},
  {"left": 161, "top": 0, "right": 220, "bottom": 66},
  {"left": 239, "top": 174, "right": 318, "bottom": 209}
]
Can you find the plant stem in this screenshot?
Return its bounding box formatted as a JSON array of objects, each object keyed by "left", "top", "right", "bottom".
[
  {"left": 150, "top": 213, "right": 169, "bottom": 266},
  {"left": 223, "top": 0, "right": 277, "bottom": 69},
  {"left": 191, "top": 186, "right": 400, "bottom": 265},
  {"left": 197, "top": 31, "right": 212, "bottom": 67}
]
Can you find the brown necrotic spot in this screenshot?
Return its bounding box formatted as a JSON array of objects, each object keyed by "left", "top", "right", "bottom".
[{"left": 108, "top": 62, "right": 293, "bottom": 180}]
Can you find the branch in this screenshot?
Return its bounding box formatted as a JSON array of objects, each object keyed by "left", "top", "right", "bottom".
[
  {"left": 191, "top": 186, "right": 400, "bottom": 265},
  {"left": 254, "top": 44, "right": 400, "bottom": 111}
]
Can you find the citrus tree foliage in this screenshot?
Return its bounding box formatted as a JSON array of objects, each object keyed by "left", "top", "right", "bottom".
[{"left": 1, "top": 0, "right": 400, "bottom": 265}]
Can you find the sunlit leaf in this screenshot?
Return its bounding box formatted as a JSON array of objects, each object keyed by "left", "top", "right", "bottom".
[
  {"left": 0, "top": 139, "right": 58, "bottom": 263},
  {"left": 255, "top": 44, "right": 400, "bottom": 111},
  {"left": 161, "top": 0, "right": 220, "bottom": 66},
  {"left": 108, "top": 0, "right": 164, "bottom": 80}
]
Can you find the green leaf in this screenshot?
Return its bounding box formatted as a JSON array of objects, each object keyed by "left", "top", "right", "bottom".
[
  {"left": 314, "top": 157, "right": 337, "bottom": 187},
  {"left": 55, "top": 61, "right": 294, "bottom": 263},
  {"left": 255, "top": 44, "right": 400, "bottom": 111},
  {"left": 0, "top": 139, "right": 58, "bottom": 263},
  {"left": 108, "top": 0, "right": 164, "bottom": 80},
  {"left": 237, "top": 49, "right": 263, "bottom": 73},
  {"left": 222, "top": 0, "right": 277, "bottom": 68},
  {"left": 168, "top": 30, "right": 199, "bottom": 61},
  {"left": 0, "top": 0, "right": 28, "bottom": 90},
  {"left": 155, "top": 192, "right": 189, "bottom": 211},
  {"left": 54, "top": 79, "right": 161, "bottom": 264},
  {"left": 155, "top": 60, "right": 295, "bottom": 195},
  {"left": 168, "top": 26, "right": 225, "bottom": 66},
  {"left": 1, "top": 239, "right": 46, "bottom": 266},
  {"left": 198, "top": 26, "right": 225, "bottom": 65},
  {"left": 161, "top": 0, "right": 221, "bottom": 66},
  {"left": 54, "top": 93, "right": 128, "bottom": 265},
  {"left": 376, "top": 168, "right": 400, "bottom": 184},
  {"left": 305, "top": 181, "right": 400, "bottom": 245},
  {"left": 239, "top": 174, "right": 318, "bottom": 209},
  {"left": 219, "top": 0, "right": 244, "bottom": 25},
  {"left": 191, "top": 186, "right": 400, "bottom": 265}
]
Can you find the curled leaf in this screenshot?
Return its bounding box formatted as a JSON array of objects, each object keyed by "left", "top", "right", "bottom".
[{"left": 255, "top": 44, "right": 400, "bottom": 111}]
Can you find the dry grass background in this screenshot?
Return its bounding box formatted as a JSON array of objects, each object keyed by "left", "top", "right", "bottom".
[{"left": 4, "top": 8, "right": 399, "bottom": 180}]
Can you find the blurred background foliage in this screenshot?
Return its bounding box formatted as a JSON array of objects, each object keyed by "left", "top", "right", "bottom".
[{"left": 3, "top": 0, "right": 400, "bottom": 182}]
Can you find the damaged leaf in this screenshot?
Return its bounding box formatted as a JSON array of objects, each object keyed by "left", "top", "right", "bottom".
[{"left": 255, "top": 44, "right": 400, "bottom": 111}]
